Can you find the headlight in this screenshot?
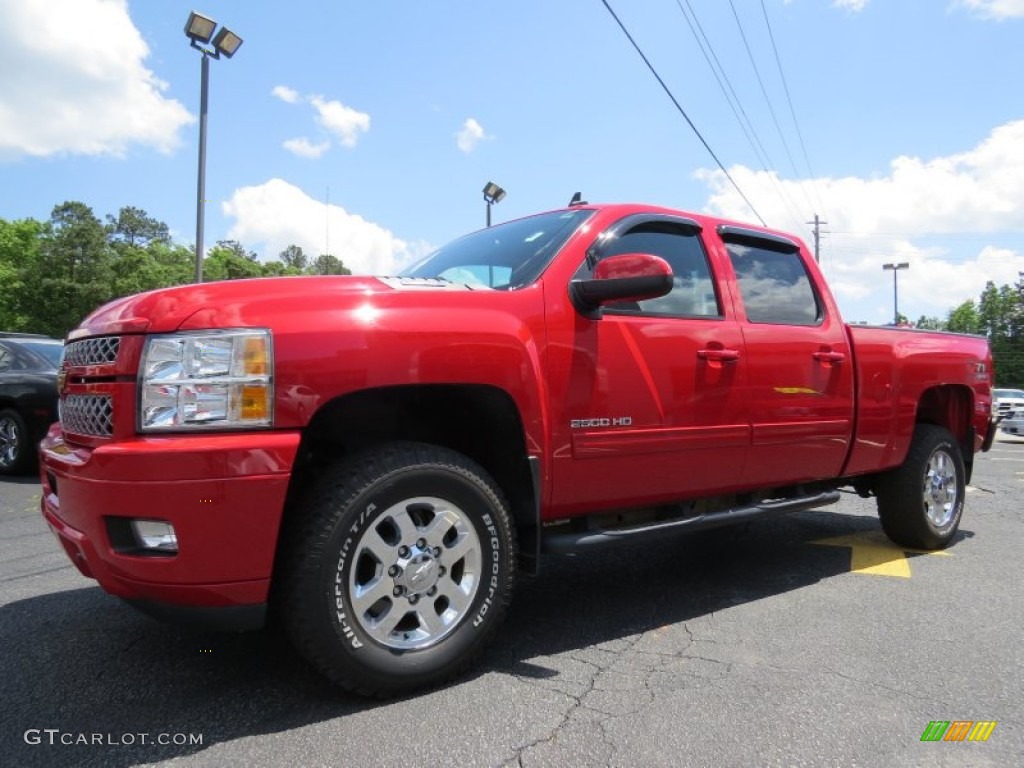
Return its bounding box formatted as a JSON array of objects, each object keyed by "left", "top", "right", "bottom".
[{"left": 139, "top": 330, "right": 273, "bottom": 431}]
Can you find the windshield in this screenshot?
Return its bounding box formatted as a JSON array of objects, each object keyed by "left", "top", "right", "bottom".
[
  {"left": 400, "top": 209, "right": 594, "bottom": 289},
  {"left": 994, "top": 389, "right": 1024, "bottom": 399}
]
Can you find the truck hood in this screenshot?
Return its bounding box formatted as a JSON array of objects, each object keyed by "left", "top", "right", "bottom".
[{"left": 70, "top": 275, "right": 482, "bottom": 338}]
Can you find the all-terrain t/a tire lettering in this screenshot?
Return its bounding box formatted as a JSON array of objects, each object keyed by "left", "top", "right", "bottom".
[{"left": 277, "top": 442, "right": 516, "bottom": 697}]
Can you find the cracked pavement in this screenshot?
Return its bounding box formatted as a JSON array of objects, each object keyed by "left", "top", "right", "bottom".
[{"left": 2, "top": 437, "right": 1022, "bottom": 767}]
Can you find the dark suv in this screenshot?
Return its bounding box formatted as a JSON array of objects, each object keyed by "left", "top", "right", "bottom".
[{"left": 0, "top": 334, "right": 63, "bottom": 475}]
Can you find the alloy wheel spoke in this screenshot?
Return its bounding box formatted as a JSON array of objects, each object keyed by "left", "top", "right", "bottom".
[
  {"left": 359, "top": 528, "right": 395, "bottom": 565},
  {"left": 417, "top": 604, "right": 447, "bottom": 637},
  {"left": 351, "top": 574, "right": 394, "bottom": 615}
]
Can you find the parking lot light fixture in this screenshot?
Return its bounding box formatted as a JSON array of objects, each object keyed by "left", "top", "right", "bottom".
[
  {"left": 185, "top": 11, "right": 243, "bottom": 283},
  {"left": 212, "top": 27, "right": 243, "bottom": 58},
  {"left": 483, "top": 182, "right": 506, "bottom": 228},
  {"left": 184, "top": 12, "right": 216, "bottom": 45}
]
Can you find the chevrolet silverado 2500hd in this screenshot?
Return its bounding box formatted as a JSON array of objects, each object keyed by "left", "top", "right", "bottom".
[{"left": 39, "top": 203, "right": 996, "bottom": 696}]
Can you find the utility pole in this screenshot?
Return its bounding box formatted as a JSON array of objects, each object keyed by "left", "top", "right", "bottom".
[{"left": 806, "top": 214, "right": 828, "bottom": 264}]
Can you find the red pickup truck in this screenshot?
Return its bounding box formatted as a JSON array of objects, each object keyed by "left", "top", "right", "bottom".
[{"left": 40, "top": 202, "right": 996, "bottom": 696}]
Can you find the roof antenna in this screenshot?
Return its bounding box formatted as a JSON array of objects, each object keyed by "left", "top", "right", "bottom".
[{"left": 568, "top": 191, "right": 587, "bottom": 207}]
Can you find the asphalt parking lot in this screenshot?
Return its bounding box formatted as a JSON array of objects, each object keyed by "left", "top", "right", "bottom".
[{"left": 2, "top": 436, "right": 1022, "bottom": 768}]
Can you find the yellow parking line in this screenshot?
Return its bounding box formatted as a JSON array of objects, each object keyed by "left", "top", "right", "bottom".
[{"left": 811, "top": 530, "right": 951, "bottom": 578}]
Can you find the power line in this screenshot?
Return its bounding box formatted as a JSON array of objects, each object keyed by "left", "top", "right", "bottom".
[
  {"left": 759, "top": 0, "right": 827, "bottom": 219},
  {"left": 727, "top": 0, "right": 815, "bottom": 216},
  {"left": 598, "top": 0, "right": 765, "bottom": 225},
  {"left": 673, "top": 0, "right": 806, "bottom": 233}
]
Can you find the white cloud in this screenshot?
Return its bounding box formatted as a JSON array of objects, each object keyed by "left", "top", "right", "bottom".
[
  {"left": 272, "top": 85, "right": 300, "bottom": 104},
  {"left": 700, "top": 120, "right": 1024, "bottom": 234},
  {"left": 0, "top": 0, "right": 192, "bottom": 159},
  {"left": 309, "top": 96, "right": 370, "bottom": 148},
  {"left": 456, "top": 118, "right": 491, "bottom": 153},
  {"left": 282, "top": 137, "right": 330, "bottom": 159},
  {"left": 696, "top": 119, "right": 1024, "bottom": 322},
  {"left": 223, "top": 179, "right": 425, "bottom": 274},
  {"left": 958, "top": 0, "right": 1024, "bottom": 18},
  {"left": 833, "top": 0, "right": 870, "bottom": 11}
]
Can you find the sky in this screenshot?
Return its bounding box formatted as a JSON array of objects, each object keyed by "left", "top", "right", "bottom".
[{"left": 2, "top": 0, "right": 1024, "bottom": 324}]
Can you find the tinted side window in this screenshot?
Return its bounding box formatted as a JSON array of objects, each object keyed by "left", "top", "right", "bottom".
[
  {"left": 727, "top": 243, "right": 820, "bottom": 325},
  {"left": 600, "top": 224, "right": 720, "bottom": 318}
]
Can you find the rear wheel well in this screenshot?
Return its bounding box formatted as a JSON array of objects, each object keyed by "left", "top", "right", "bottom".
[
  {"left": 915, "top": 384, "right": 975, "bottom": 482},
  {"left": 284, "top": 384, "right": 537, "bottom": 569}
]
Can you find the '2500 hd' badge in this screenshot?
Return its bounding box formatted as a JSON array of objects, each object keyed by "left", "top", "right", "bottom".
[{"left": 570, "top": 417, "right": 632, "bottom": 428}]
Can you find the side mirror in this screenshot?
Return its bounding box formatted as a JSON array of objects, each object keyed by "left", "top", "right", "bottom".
[{"left": 570, "top": 253, "right": 673, "bottom": 315}]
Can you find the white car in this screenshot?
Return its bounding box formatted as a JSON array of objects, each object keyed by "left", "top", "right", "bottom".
[
  {"left": 994, "top": 388, "right": 1024, "bottom": 427},
  {"left": 1000, "top": 416, "right": 1024, "bottom": 435}
]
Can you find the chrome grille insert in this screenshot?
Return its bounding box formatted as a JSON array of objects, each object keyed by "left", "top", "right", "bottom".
[
  {"left": 61, "top": 395, "right": 114, "bottom": 437},
  {"left": 65, "top": 337, "right": 121, "bottom": 367}
]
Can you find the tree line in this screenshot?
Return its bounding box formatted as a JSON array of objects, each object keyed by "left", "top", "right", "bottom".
[
  {"left": 914, "top": 280, "right": 1024, "bottom": 387},
  {"left": 0, "top": 201, "right": 349, "bottom": 339},
  {"left": 2, "top": 200, "right": 1023, "bottom": 386}
]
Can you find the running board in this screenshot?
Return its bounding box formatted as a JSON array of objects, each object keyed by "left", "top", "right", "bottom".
[{"left": 541, "top": 490, "right": 841, "bottom": 554}]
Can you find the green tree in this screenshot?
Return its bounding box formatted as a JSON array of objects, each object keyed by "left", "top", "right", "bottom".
[
  {"left": 974, "top": 281, "right": 1024, "bottom": 386},
  {"left": 308, "top": 253, "right": 351, "bottom": 275},
  {"left": 915, "top": 315, "right": 946, "bottom": 331},
  {"left": 204, "top": 241, "right": 263, "bottom": 281},
  {"left": 18, "top": 202, "right": 115, "bottom": 337},
  {"left": 106, "top": 206, "right": 170, "bottom": 247},
  {"left": 146, "top": 241, "right": 195, "bottom": 287},
  {"left": 0, "top": 217, "right": 45, "bottom": 330},
  {"left": 946, "top": 300, "right": 980, "bottom": 335},
  {"left": 260, "top": 260, "right": 289, "bottom": 277},
  {"left": 279, "top": 244, "right": 308, "bottom": 271}
]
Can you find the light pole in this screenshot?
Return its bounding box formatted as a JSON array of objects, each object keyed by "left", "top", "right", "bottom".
[
  {"left": 483, "top": 181, "right": 506, "bottom": 228},
  {"left": 882, "top": 262, "right": 909, "bottom": 325},
  {"left": 185, "top": 11, "right": 243, "bottom": 283}
]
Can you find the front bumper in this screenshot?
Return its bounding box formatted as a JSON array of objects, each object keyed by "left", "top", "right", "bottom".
[{"left": 39, "top": 426, "right": 300, "bottom": 627}]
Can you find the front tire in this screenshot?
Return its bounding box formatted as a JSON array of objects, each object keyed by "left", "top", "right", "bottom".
[
  {"left": 0, "top": 408, "right": 33, "bottom": 476},
  {"left": 277, "top": 443, "right": 516, "bottom": 697},
  {"left": 876, "top": 424, "right": 965, "bottom": 549}
]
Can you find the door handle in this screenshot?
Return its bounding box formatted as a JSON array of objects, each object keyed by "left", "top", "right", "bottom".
[
  {"left": 813, "top": 351, "right": 846, "bottom": 364},
  {"left": 698, "top": 348, "right": 740, "bottom": 363}
]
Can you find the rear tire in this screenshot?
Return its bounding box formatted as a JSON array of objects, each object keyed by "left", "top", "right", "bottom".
[
  {"left": 876, "top": 424, "right": 965, "bottom": 550},
  {"left": 277, "top": 442, "right": 516, "bottom": 697}
]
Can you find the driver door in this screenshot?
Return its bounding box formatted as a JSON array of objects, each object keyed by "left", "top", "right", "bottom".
[{"left": 545, "top": 215, "right": 750, "bottom": 514}]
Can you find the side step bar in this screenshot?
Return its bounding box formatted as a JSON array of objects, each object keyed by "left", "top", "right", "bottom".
[{"left": 541, "top": 489, "right": 841, "bottom": 554}]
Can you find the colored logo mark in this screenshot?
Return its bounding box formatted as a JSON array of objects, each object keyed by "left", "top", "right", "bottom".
[{"left": 920, "top": 720, "right": 997, "bottom": 742}]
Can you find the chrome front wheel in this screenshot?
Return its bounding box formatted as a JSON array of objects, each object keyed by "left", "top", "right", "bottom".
[{"left": 348, "top": 496, "right": 482, "bottom": 650}]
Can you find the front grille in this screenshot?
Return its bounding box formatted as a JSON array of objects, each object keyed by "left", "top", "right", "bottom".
[
  {"left": 65, "top": 337, "right": 121, "bottom": 367},
  {"left": 61, "top": 395, "right": 114, "bottom": 437}
]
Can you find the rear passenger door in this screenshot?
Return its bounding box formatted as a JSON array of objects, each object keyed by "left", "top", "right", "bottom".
[{"left": 717, "top": 226, "right": 855, "bottom": 486}]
